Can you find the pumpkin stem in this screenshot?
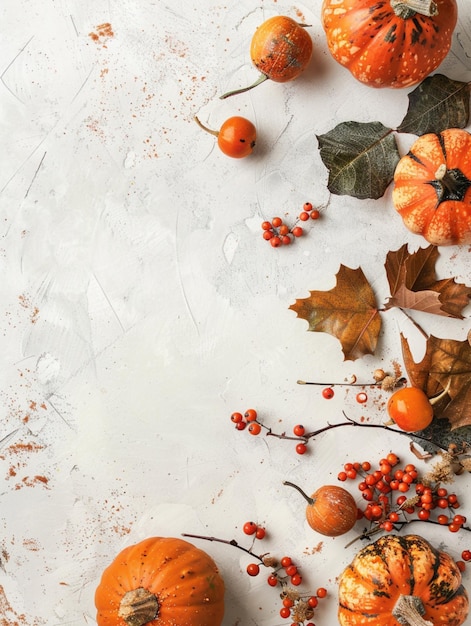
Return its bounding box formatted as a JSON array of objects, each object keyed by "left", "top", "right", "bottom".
[
  {"left": 283, "top": 480, "right": 314, "bottom": 505},
  {"left": 430, "top": 164, "right": 471, "bottom": 205},
  {"left": 390, "top": 0, "right": 438, "bottom": 18},
  {"left": 220, "top": 73, "right": 268, "bottom": 99},
  {"left": 393, "top": 594, "right": 433, "bottom": 626},
  {"left": 118, "top": 588, "right": 159, "bottom": 626},
  {"left": 194, "top": 116, "right": 219, "bottom": 138}
]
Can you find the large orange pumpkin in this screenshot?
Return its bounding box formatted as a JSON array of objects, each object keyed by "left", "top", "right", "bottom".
[
  {"left": 95, "top": 537, "right": 225, "bottom": 626},
  {"left": 321, "top": 0, "right": 457, "bottom": 88},
  {"left": 338, "top": 534, "right": 469, "bottom": 626},
  {"left": 392, "top": 129, "right": 471, "bottom": 246}
]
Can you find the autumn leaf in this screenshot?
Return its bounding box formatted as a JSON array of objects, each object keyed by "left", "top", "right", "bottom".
[
  {"left": 385, "top": 284, "right": 447, "bottom": 316},
  {"left": 397, "top": 74, "right": 471, "bottom": 136},
  {"left": 289, "top": 265, "right": 381, "bottom": 361},
  {"left": 401, "top": 334, "right": 471, "bottom": 430},
  {"left": 384, "top": 244, "right": 471, "bottom": 318},
  {"left": 316, "top": 121, "right": 400, "bottom": 199}
]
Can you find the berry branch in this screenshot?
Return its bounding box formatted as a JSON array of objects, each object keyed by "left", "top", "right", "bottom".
[
  {"left": 232, "top": 408, "right": 450, "bottom": 454},
  {"left": 182, "top": 532, "right": 263, "bottom": 561},
  {"left": 182, "top": 527, "right": 328, "bottom": 625}
]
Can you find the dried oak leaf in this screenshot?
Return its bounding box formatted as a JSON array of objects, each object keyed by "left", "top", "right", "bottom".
[
  {"left": 289, "top": 265, "right": 381, "bottom": 361},
  {"left": 384, "top": 244, "right": 471, "bottom": 318},
  {"left": 401, "top": 333, "right": 471, "bottom": 430}
]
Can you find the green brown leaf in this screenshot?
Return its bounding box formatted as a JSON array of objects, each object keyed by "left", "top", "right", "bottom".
[
  {"left": 289, "top": 265, "right": 381, "bottom": 361},
  {"left": 397, "top": 74, "right": 471, "bottom": 136},
  {"left": 401, "top": 334, "right": 471, "bottom": 430},
  {"left": 316, "top": 121, "right": 400, "bottom": 199},
  {"left": 384, "top": 244, "right": 471, "bottom": 318}
]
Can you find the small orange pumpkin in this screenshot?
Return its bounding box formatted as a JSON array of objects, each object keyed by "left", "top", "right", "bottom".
[
  {"left": 95, "top": 537, "right": 225, "bottom": 626},
  {"left": 220, "top": 16, "right": 313, "bottom": 98},
  {"left": 321, "top": 0, "right": 457, "bottom": 88},
  {"left": 392, "top": 128, "right": 471, "bottom": 246},
  {"left": 194, "top": 115, "right": 257, "bottom": 158},
  {"left": 284, "top": 481, "right": 358, "bottom": 536},
  {"left": 338, "top": 534, "right": 469, "bottom": 626}
]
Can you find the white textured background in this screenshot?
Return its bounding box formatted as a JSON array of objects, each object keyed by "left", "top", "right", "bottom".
[{"left": 1, "top": 1, "right": 471, "bottom": 624}]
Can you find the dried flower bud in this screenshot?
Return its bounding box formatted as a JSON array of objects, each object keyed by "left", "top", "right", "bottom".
[
  {"left": 373, "top": 368, "right": 386, "bottom": 382},
  {"left": 281, "top": 588, "right": 301, "bottom": 602},
  {"left": 423, "top": 452, "right": 456, "bottom": 484},
  {"left": 292, "top": 601, "right": 314, "bottom": 622},
  {"left": 399, "top": 495, "right": 420, "bottom": 509},
  {"left": 262, "top": 555, "right": 278, "bottom": 568},
  {"left": 458, "top": 457, "right": 471, "bottom": 473},
  {"left": 381, "top": 375, "right": 397, "bottom": 392}
]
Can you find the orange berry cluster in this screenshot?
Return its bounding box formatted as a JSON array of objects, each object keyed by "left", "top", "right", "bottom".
[
  {"left": 337, "top": 454, "right": 468, "bottom": 536},
  {"left": 261, "top": 202, "right": 320, "bottom": 247}
]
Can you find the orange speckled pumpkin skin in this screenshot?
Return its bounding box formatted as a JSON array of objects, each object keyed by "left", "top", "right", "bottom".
[
  {"left": 95, "top": 537, "right": 225, "bottom": 626},
  {"left": 338, "top": 534, "right": 469, "bottom": 626},
  {"left": 250, "top": 16, "right": 313, "bottom": 82},
  {"left": 392, "top": 129, "right": 471, "bottom": 246},
  {"left": 321, "top": 0, "right": 457, "bottom": 88},
  {"left": 307, "top": 485, "right": 357, "bottom": 537}
]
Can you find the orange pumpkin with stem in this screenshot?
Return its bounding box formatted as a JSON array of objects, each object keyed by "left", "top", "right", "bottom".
[
  {"left": 321, "top": 0, "right": 457, "bottom": 88},
  {"left": 194, "top": 115, "right": 256, "bottom": 158},
  {"left": 95, "top": 537, "right": 225, "bottom": 626},
  {"left": 392, "top": 129, "right": 471, "bottom": 246},
  {"left": 284, "top": 481, "right": 358, "bottom": 536},
  {"left": 220, "top": 15, "right": 313, "bottom": 99},
  {"left": 338, "top": 534, "right": 469, "bottom": 625}
]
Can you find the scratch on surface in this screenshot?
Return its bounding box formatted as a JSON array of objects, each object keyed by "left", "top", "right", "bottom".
[
  {"left": 0, "top": 429, "right": 19, "bottom": 450},
  {"left": 71, "top": 64, "right": 95, "bottom": 103},
  {"left": 70, "top": 14, "right": 79, "bottom": 37},
  {"left": 174, "top": 209, "right": 199, "bottom": 335},
  {"left": 1, "top": 35, "right": 35, "bottom": 103},
  {"left": 24, "top": 151, "right": 47, "bottom": 198},
  {"left": 47, "top": 397, "right": 75, "bottom": 430},
  {"left": 92, "top": 272, "right": 126, "bottom": 333}
]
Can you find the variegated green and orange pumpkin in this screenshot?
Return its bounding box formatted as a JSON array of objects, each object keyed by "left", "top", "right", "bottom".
[
  {"left": 321, "top": 0, "right": 457, "bottom": 88},
  {"left": 338, "top": 534, "right": 469, "bottom": 625}
]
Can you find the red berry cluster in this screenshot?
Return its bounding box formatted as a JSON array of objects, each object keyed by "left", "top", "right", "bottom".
[
  {"left": 277, "top": 582, "right": 327, "bottom": 625},
  {"left": 231, "top": 409, "right": 310, "bottom": 455},
  {"left": 337, "top": 453, "right": 469, "bottom": 540},
  {"left": 243, "top": 520, "right": 266, "bottom": 540},
  {"left": 231, "top": 408, "right": 262, "bottom": 435},
  {"left": 239, "top": 521, "right": 327, "bottom": 624},
  {"left": 261, "top": 202, "right": 320, "bottom": 247}
]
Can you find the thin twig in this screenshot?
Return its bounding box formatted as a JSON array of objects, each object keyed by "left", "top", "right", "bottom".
[{"left": 181, "top": 533, "right": 263, "bottom": 561}]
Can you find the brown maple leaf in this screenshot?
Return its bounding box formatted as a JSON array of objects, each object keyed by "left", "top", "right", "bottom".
[
  {"left": 401, "top": 333, "right": 471, "bottom": 430},
  {"left": 289, "top": 265, "right": 381, "bottom": 361},
  {"left": 386, "top": 284, "right": 447, "bottom": 316},
  {"left": 384, "top": 244, "right": 471, "bottom": 318}
]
